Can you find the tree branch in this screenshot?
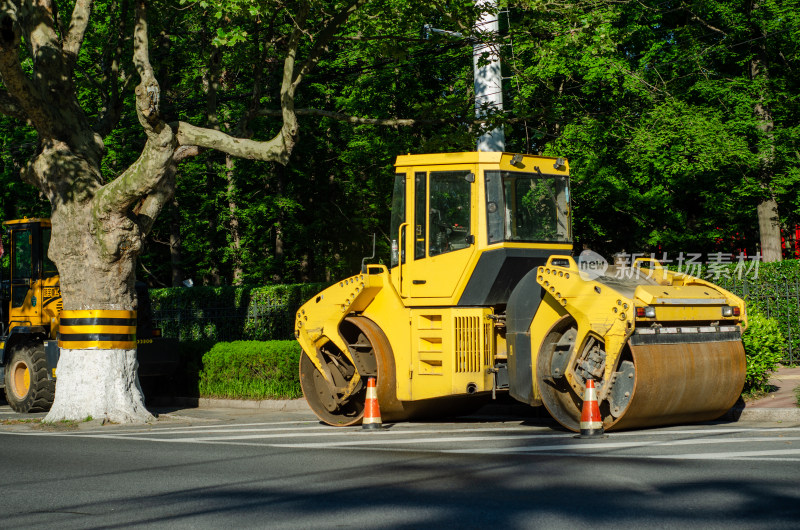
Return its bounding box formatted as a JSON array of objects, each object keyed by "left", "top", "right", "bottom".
[
  {"left": 94, "top": 126, "right": 175, "bottom": 216},
  {"left": 135, "top": 166, "right": 176, "bottom": 236},
  {"left": 174, "top": 121, "right": 290, "bottom": 163},
  {"left": 0, "top": 4, "right": 52, "bottom": 133},
  {"left": 292, "top": 0, "right": 366, "bottom": 90},
  {"left": 94, "top": 0, "right": 175, "bottom": 217},
  {"left": 132, "top": 0, "right": 162, "bottom": 131},
  {"left": 26, "top": 0, "right": 68, "bottom": 87},
  {"left": 63, "top": 0, "right": 93, "bottom": 69}
]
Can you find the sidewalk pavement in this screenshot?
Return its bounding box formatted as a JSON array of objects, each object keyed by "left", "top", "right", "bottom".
[
  {"left": 746, "top": 364, "right": 800, "bottom": 409},
  {"left": 721, "top": 364, "right": 800, "bottom": 422}
]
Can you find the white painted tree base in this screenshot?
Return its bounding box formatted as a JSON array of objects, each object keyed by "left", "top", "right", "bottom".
[{"left": 44, "top": 348, "right": 154, "bottom": 424}]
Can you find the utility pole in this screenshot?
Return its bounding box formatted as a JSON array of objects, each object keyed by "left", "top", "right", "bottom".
[
  {"left": 473, "top": 0, "right": 504, "bottom": 152},
  {"left": 425, "top": 0, "right": 505, "bottom": 151}
]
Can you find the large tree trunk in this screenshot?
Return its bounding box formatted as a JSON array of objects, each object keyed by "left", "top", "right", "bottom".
[
  {"left": 45, "top": 176, "right": 155, "bottom": 423},
  {"left": 750, "top": 4, "right": 782, "bottom": 262}
]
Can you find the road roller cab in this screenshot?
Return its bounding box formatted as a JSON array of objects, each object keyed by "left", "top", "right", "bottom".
[{"left": 294, "top": 152, "right": 747, "bottom": 431}]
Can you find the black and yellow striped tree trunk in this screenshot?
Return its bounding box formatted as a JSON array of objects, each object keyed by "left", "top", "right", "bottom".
[{"left": 46, "top": 310, "right": 151, "bottom": 423}]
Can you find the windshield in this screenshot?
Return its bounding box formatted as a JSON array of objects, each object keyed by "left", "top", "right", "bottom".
[{"left": 485, "top": 170, "right": 570, "bottom": 244}]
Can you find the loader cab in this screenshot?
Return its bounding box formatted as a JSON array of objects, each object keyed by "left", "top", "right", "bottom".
[
  {"left": 1, "top": 219, "right": 61, "bottom": 338},
  {"left": 390, "top": 152, "right": 572, "bottom": 306}
]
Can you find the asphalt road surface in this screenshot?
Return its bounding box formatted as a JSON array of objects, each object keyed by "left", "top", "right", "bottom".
[{"left": 1, "top": 407, "right": 799, "bottom": 529}]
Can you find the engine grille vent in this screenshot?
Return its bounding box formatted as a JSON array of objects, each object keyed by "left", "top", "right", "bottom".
[{"left": 455, "top": 316, "right": 482, "bottom": 373}]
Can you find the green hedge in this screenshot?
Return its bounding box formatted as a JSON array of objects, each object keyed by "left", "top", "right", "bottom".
[
  {"left": 741, "top": 309, "right": 785, "bottom": 395},
  {"left": 149, "top": 283, "right": 326, "bottom": 342},
  {"left": 198, "top": 340, "right": 302, "bottom": 400}
]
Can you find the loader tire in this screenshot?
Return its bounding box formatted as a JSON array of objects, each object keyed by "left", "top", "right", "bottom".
[{"left": 4, "top": 342, "right": 55, "bottom": 413}]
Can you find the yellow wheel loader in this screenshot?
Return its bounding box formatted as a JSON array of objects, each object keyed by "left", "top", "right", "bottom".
[
  {"left": 295, "top": 152, "right": 746, "bottom": 431},
  {"left": 0, "top": 218, "right": 179, "bottom": 413}
]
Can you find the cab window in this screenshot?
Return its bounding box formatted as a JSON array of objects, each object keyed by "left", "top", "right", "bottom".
[
  {"left": 428, "top": 171, "right": 471, "bottom": 257},
  {"left": 389, "top": 174, "right": 406, "bottom": 267},
  {"left": 12, "top": 230, "right": 32, "bottom": 279}
]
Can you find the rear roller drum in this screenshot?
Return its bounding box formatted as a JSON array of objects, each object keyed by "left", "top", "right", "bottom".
[
  {"left": 536, "top": 319, "right": 597, "bottom": 432},
  {"left": 300, "top": 317, "right": 406, "bottom": 426}
]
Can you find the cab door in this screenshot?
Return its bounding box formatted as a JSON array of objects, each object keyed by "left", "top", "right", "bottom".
[{"left": 403, "top": 169, "right": 477, "bottom": 300}]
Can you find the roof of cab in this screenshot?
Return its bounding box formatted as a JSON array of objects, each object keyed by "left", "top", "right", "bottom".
[
  {"left": 393, "top": 151, "right": 569, "bottom": 174},
  {"left": 3, "top": 218, "right": 51, "bottom": 227}
]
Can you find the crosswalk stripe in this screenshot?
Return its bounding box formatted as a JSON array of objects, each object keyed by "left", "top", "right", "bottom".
[{"left": 442, "top": 436, "right": 800, "bottom": 454}]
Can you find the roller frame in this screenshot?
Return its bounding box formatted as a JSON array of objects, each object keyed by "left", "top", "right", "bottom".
[{"left": 534, "top": 255, "right": 747, "bottom": 432}]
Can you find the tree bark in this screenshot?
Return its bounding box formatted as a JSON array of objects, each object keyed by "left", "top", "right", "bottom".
[{"left": 757, "top": 195, "right": 782, "bottom": 262}]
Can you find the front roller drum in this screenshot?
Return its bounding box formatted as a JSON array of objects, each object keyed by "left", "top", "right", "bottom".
[
  {"left": 299, "top": 316, "right": 408, "bottom": 426},
  {"left": 612, "top": 340, "right": 745, "bottom": 430},
  {"left": 537, "top": 325, "right": 746, "bottom": 432}
]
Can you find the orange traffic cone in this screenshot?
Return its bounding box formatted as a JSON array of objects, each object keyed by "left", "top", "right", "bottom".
[
  {"left": 362, "top": 376, "right": 383, "bottom": 430},
  {"left": 576, "top": 378, "right": 605, "bottom": 438}
]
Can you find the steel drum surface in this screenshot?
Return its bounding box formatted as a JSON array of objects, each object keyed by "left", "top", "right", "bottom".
[{"left": 609, "top": 339, "right": 746, "bottom": 431}]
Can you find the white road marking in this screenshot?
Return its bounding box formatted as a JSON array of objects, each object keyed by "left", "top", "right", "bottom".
[
  {"left": 442, "top": 436, "right": 800, "bottom": 454},
  {"left": 3, "top": 425, "right": 569, "bottom": 442},
  {"left": 3, "top": 421, "right": 800, "bottom": 461},
  {"left": 80, "top": 420, "right": 320, "bottom": 435}
]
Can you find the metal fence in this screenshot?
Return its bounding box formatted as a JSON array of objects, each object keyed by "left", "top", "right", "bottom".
[
  {"left": 717, "top": 276, "right": 800, "bottom": 365},
  {"left": 151, "top": 303, "right": 297, "bottom": 343}
]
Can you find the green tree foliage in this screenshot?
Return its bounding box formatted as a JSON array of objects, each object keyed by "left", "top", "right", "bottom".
[
  {"left": 2, "top": 1, "right": 799, "bottom": 286},
  {"left": 508, "top": 0, "right": 800, "bottom": 257},
  {"left": 137, "top": 0, "right": 483, "bottom": 285}
]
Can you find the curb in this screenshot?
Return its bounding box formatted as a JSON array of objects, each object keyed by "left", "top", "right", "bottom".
[
  {"left": 720, "top": 406, "right": 800, "bottom": 422},
  {"left": 163, "top": 397, "right": 312, "bottom": 412}
]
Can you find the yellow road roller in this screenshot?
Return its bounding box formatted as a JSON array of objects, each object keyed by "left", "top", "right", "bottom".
[{"left": 295, "top": 152, "right": 746, "bottom": 431}]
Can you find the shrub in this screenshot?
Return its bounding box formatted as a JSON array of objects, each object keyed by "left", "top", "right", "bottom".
[
  {"left": 741, "top": 310, "right": 785, "bottom": 395},
  {"left": 198, "top": 340, "right": 302, "bottom": 400}
]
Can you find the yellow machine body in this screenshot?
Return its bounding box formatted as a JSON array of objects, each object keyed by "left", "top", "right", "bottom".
[
  {"left": 295, "top": 152, "right": 746, "bottom": 431},
  {"left": 3, "top": 218, "right": 62, "bottom": 338}
]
